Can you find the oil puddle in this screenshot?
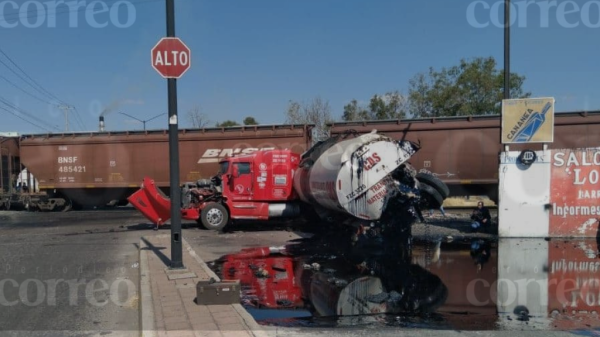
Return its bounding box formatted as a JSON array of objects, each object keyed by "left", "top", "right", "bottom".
[{"left": 209, "top": 233, "right": 600, "bottom": 332}]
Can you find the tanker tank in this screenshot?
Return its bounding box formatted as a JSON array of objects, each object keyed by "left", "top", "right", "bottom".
[{"left": 292, "top": 131, "right": 421, "bottom": 221}]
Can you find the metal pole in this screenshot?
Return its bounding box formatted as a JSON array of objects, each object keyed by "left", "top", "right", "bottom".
[
  {"left": 166, "top": 0, "right": 183, "bottom": 269},
  {"left": 504, "top": 0, "right": 510, "bottom": 100}
]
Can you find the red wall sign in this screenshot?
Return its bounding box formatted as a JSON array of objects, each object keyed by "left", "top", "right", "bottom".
[
  {"left": 548, "top": 239, "right": 600, "bottom": 329},
  {"left": 550, "top": 148, "right": 600, "bottom": 236}
]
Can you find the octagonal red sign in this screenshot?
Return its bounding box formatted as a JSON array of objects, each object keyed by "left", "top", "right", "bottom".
[{"left": 151, "top": 37, "right": 191, "bottom": 79}]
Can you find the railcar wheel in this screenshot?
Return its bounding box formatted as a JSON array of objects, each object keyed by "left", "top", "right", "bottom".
[
  {"left": 416, "top": 173, "right": 450, "bottom": 199},
  {"left": 418, "top": 183, "right": 444, "bottom": 209},
  {"left": 200, "top": 203, "right": 229, "bottom": 231},
  {"left": 61, "top": 198, "right": 73, "bottom": 212}
]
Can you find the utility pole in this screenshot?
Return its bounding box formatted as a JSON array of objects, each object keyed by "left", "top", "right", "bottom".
[
  {"left": 504, "top": 0, "right": 511, "bottom": 100},
  {"left": 166, "top": 0, "right": 183, "bottom": 269},
  {"left": 58, "top": 105, "right": 74, "bottom": 132},
  {"left": 151, "top": 0, "right": 190, "bottom": 270}
]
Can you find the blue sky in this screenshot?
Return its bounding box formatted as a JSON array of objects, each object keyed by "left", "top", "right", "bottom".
[{"left": 0, "top": 0, "right": 598, "bottom": 134}]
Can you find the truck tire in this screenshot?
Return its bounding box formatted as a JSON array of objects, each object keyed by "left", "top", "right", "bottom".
[
  {"left": 200, "top": 203, "right": 229, "bottom": 231},
  {"left": 419, "top": 182, "right": 444, "bottom": 209},
  {"left": 416, "top": 173, "right": 449, "bottom": 199}
]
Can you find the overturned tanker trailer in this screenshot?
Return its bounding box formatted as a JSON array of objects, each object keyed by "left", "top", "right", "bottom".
[{"left": 128, "top": 130, "right": 449, "bottom": 231}]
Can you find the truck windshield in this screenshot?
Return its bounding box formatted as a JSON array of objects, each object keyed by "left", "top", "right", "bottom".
[{"left": 219, "top": 162, "right": 229, "bottom": 174}]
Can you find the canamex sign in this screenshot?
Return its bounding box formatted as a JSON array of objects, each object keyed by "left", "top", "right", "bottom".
[
  {"left": 502, "top": 97, "right": 555, "bottom": 144},
  {"left": 151, "top": 37, "right": 191, "bottom": 79}
]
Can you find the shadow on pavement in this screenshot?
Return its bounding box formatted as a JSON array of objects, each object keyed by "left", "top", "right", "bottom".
[{"left": 141, "top": 236, "right": 171, "bottom": 267}]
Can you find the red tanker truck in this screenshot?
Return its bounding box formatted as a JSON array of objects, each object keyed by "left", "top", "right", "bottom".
[{"left": 128, "top": 130, "right": 449, "bottom": 231}]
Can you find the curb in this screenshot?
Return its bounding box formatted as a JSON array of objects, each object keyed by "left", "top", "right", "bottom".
[
  {"left": 139, "top": 238, "right": 156, "bottom": 337},
  {"left": 183, "top": 237, "right": 221, "bottom": 281},
  {"left": 139, "top": 235, "right": 273, "bottom": 337},
  {"left": 182, "top": 237, "right": 274, "bottom": 337}
]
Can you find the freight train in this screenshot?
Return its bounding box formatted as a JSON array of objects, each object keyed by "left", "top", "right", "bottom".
[
  {"left": 2, "top": 110, "right": 600, "bottom": 211},
  {"left": 329, "top": 110, "right": 600, "bottom": 202},
  {"left": 1, "top": 135, "right": 69, "bottom": 210},
  {"left": 17, "top": 123, "right": 313, "bottom": 211},
  {"left": 0, "top": 135, "right": 20, "bottom": 209}
]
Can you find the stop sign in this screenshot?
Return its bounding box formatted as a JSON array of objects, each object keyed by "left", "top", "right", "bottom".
[{"left": 151, "top": 37, "right": 191, "bottom": 79}]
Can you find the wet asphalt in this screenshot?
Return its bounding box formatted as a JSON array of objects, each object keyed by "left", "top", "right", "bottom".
[{"left": 0, "top": 207, "right": 598, "bottom": 337}]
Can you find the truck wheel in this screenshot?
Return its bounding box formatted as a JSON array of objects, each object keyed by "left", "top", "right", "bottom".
[
  {"left": 416, "top": 173, "right": 449, "bottom": 199},
  {"left": 419, "top": 183, "right": 444, "bottom": 209},
  {"left": 200, "top": 203, "right": 229, "bottom": 231}
]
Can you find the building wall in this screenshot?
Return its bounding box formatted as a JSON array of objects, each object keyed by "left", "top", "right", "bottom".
[{"left": 499, "top": 148, "right": 600, "bottom": 238}]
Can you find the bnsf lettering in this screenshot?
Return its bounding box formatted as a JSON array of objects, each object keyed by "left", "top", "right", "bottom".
[
  {"left": 363, "top": 153, "right": 381, "bottom": 171},
  {"left": 58, "top": 156, "right": 78, "bottom": 164},
  {"left": 200, "top": 147, "right": 276, "bottom": 158}
]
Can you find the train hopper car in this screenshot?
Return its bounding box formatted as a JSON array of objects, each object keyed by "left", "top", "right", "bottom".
[
  {"left": 0, "top": 136, "right": 20, "bottom": 208},
  {"left": 328, "top": 111, "right": 600, "bottom": 202},
  {"left": 19, "top": 124, "right": 313, "bottom": 209}
]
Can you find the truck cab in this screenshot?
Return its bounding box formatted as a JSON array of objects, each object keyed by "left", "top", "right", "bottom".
[
  {"left": 219, "top": 149, "right": 300, "bottom": 202},
  {"left": 188, "top": 149, "right": 302, "bottom": 230}
]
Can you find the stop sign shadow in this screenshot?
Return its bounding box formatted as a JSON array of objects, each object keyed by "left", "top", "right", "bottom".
[{"left": 151, "top": 37, "right": 191, "bottom": 79}]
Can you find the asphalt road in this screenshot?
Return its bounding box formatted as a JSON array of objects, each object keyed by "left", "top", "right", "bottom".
[
  {"left": 0, "top": 208, "right": 309, "bottom": 337},
  {"left": 0, "top": 207, "right": 592, "bottom": 337},
  {"left": 0, "top": 209, "right": 144, "bottom": 337}
]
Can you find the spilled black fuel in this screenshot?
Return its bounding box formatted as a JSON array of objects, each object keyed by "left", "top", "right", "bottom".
[
  {"left": 208, "top": 168, "right": 600, "bottom": 332},
  {"left": 209, "top": 229, "right": 600, "bottom": 332}
]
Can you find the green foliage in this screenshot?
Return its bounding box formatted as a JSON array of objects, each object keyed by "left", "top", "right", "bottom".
[
  {"left": 342, "top": 91, "right": 408, "bottom": 121},
  {"left": 216, "top": 120, "right": 240, "bottom": 127},
  {"left": 407, "top": 56, "right": 531, "bottom": 117},
  {"left": 243, "top": 116, "right": 259, "bottom": 125}
]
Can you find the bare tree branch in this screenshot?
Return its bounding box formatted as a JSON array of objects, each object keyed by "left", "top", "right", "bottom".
[
  {"left": 285, "top": 96, "right": 333, "bottom": 143},
  {"left": 187, "top": 106, "right": 211, "bottom": 128}
]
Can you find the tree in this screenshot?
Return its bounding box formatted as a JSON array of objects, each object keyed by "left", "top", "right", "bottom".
[
  {"left": 342, "top": 91, "right": 408, "bottom": 121},
  {"left": 243, "top": 116, "right": 259, "bottom": 125},
  {"left": 285, "top": 96, "right": 334, "bottom": 142},
  {"left": 187, "top": 106, "right": 210, "bottom": 128},
  {"left": 342, "top": 99, "right": 369, "bottom": 121},
  {"left": 216, "top": 120, "right": 240, "bottom": 127},
  {"left": 407, "top": 56, "right": 531, "bottom": 117}
]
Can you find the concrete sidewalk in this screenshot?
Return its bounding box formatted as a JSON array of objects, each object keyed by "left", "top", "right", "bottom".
[{"left": 139, "top": 234, "right": 271, "bottom": 337}]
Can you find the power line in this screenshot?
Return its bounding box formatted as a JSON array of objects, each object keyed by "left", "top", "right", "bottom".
[
  {"left": 0, "top": 0, "right": 183, "bottom": 132},
  {"left": 0, "top": 57, "right": 55, "bottom": 103},
  {"left": 0, "top": 48, "right": 86, "bottom": 131},
  {"left": 0, "top": 73, "right": 55, "bottom": 105},
  {"left": 0, "top": 48, "right": 63, "bottom": 104},
  {"left": 0, "top": 105, "right": 53, "bottom": 133},
  {"left": 72, "top": 106, "right": 87, "bottom": 130},
  {"left": 0, "top": 95, "right": 61, "bottom": 132}
]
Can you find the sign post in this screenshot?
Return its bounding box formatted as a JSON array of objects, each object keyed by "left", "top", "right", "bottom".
[{"left": 151, "top": 0, "right": 192, "bottom": 269}]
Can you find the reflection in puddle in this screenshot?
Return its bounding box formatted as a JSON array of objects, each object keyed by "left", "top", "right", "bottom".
[{"left": 210, "top": 233, "right": 600, "bottom": 331}]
